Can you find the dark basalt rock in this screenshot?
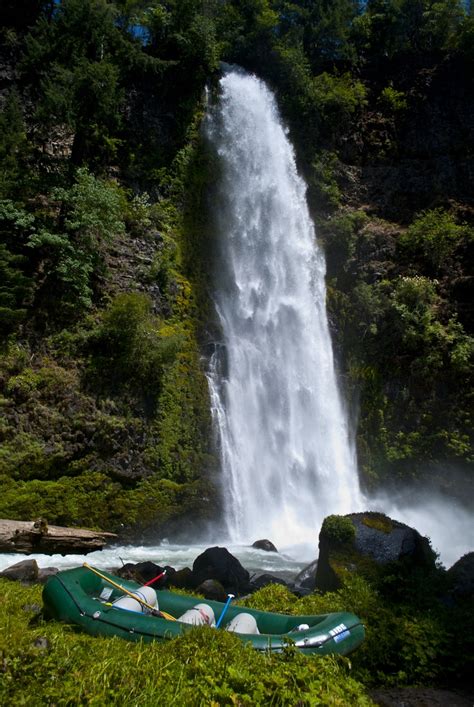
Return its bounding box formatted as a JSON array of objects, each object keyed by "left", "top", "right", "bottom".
[
  {"left": 116, "top": 561, "right": 165, "bottom": 586},
  {"left": 37, "top": 567, "right": 59, "bottom": 584},
  {"left": 294, "top": 560, "right": 318, "bottom": 590},
  {"left": 0, "top": 559, "right": 39, "bottom": 583},
  {"left": 192, "top": 546, "right": 250, "bottom": 593},
  {"left": 195, "top": 579, "right": 228, "bottom": 602},
  {"left": 168, "top": 567, "right": 194, "bottom": 590},
  {"left": 315, "top": 512, "right": 436, "bottom": 592},
  {"left": 252, "top": 539, "right": 278, "bottom": 553},
  {"left": 350, "top": 512, "right": 435, "bottom": 566},
  {"left": 447, "top": 552, "right": 474, "bottom": 599},
  {"left": 248, "top": 573, "right": 288, "bottom": 591}
]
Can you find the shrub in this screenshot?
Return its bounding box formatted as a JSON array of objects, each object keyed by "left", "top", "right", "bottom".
[
  {"left": 321, "top": 515, "right": 356, "bottom": 546},
  {"left": 399, "top": 208, "right": 472, "bottom": 272},
  {"left": 378, "top": 85, "right": 407, "bottom": 113},
  {"left": 87, "top": 292, "right": 182, "bottom": 404},
  {"left": 312, "top": 72, "right": 367, "bottom": 133}
]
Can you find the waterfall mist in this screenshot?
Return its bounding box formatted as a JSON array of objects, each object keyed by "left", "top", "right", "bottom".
[{"left": 205, "top": 68, "right": 363, "bottom": 550}]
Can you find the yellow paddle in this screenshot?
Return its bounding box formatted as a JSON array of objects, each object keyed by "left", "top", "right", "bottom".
[{"left": 83, "top": 562, "right": 176, "bottom": 621}]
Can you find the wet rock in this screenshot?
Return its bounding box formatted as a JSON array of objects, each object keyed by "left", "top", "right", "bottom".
[
  {"left": 193, "top": 546, "right": 250, "bottom": 594},
  {"left": 0, "top": 559, "right": 39, "bottom": 583},
  {"left": 249, "top": 573, "right": 288, "bottom": 591},
  {"left": 351, "top": 513, "right": 434, "bottom": 566},
  {"left": 196, "top": 579, "right": 227, "bottom": 602},
  {"left": 294, "top": 560, "right": 318, "bottom": 590},
  {"left": 116, "top": 561, "right": 165, "bottom": 585},
  {"left": 252, "top": 539, "right": 278, "bottom": 553},
  {"left": 37, "top": 567, "right": 59, "bottom": 584},
  {"left": 22, "top": 603, "right": 42, "bottom": 614},
  {"left": 168, "top": 567, "right": 195, "bottom": 590}
]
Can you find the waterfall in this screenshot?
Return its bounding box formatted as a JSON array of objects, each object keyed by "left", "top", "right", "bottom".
[{"left": 206, "top": 68, "right": 362, "bottom": 549}]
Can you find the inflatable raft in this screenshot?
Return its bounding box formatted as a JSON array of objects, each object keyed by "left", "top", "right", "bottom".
[{"left": 42, "top": 566, "right": 365, "bottom": 655}]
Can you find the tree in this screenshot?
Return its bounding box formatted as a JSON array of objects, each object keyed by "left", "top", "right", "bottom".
[
  {"left": 274, "top": 0, "right": 361, "bottom": 69},
  {"left": 22, "top": 0, "right": 124, "bottom": 168},
  {"left": 0, "top": 91, "right": 29, "bottom": 199}
]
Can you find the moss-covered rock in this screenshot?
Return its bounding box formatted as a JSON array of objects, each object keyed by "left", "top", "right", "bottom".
[{"left": 315, "top": 512, "right": 436, "bottom": 593}]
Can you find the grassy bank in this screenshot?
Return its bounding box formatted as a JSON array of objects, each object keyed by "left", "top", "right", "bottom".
[{"left": 0, "top": 579, "right": 371, "bottom": 706}]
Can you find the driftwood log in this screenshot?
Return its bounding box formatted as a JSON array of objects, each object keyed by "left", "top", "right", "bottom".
[{"left": 0, "top": 518, "right": 117, "bottom": 555}]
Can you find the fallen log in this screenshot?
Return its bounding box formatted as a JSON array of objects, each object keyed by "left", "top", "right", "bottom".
[{"left": 0, "top": 518, "right": 117, "bottom": 555}]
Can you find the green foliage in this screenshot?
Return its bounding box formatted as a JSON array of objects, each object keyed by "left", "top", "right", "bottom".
[
  {"left": 0, "top": 580, "right": 372, "bottom": 706},
  {"left": 321, "top": 515, "right": 356, "bottom": 546},
  {"left": 243, "top": 571, "right": 473, "bottom": 689},
  {"left": 0, "top": 470, "right": 197, "bottom": 531},
  {"left": 378, "top": 84, "right": 408, "bottom": 113},
  {"left": 28, "top": 168, "right": 125, "bottom": 314},
  {"left": 361, "top": 0, "right": 466, "bottom": 58},
  {"left": 399, "top": 208, "right": 472, "bottom": 271},
  {"left": 0, "top": 90, "right": 30, "bottom": 198},
  {"left": 310, "top": 151, "right": 342, "bottom": 210},
  {"left": 55, "top": 167, "right": 125, "bottom": 247},
  {"left": 0, "top": 245, "right": 31, "bottom": 338},
  {"left": 87, "top": 292, "right": 181, "bottom": 405},
  {"left": 312, "top": 72, "right": 367, "bottom": 136}
]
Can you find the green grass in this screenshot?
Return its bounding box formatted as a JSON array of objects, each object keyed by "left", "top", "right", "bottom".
[{"left": 0, "top": 580, "right": 372, "bottom": 706}]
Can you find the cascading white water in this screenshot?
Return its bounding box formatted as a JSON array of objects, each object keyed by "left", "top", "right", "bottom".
[{"left": 206, "top": 68, "right": 363, "bottom": 549}]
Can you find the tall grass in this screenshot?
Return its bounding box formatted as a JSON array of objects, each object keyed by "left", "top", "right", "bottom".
[{"left": 0, "top": 580, "right": 371, "bottom": 706}]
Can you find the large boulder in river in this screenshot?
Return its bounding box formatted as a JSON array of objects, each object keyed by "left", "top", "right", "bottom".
[
  {"left": 294, "top": 560, "right": 318, "bottom": 591},
  {"left": 315, "top": 512, "right": 436, "bottom": 592},
  {"left": 252, "top": 539, "right": 278, "bottom": 553},
  {"left": 192, "top": 547, "right": 250, "bottom": 594}
]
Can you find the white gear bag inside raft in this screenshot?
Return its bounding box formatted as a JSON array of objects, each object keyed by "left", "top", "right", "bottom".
[
  {"left": 226, "top": 612, "right": 260, "bottom": 634},
  {"left": 177, "top": 603, "right": 216, "bottom": 626},
  {"left": 112, "top": 586, "right": 158, "bottom": 614}
]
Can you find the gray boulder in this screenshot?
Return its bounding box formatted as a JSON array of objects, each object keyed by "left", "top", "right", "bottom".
[
  {"left": 37, "top": 567, "right": 59, "bottom": 584},
  {"left": 252, "top": 539, "right": 278, "bottom": 553},
  {"left": 0, "top": 559, "right": 39, "bottom": 583},
  {"left": 196, "top": 579, "right": 228, "bottom": 602},
  {"left": 315, "top": 512, "right": 436, "bottom": 592}
]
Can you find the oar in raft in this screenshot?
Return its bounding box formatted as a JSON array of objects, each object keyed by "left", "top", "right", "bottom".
[{"left": 83, "top": 562, "right": 176, "bottom": 620}]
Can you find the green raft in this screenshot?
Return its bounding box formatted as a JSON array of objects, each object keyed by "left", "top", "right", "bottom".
[{"left": 42, "top": 566, "right": 365, "bottom": 655}]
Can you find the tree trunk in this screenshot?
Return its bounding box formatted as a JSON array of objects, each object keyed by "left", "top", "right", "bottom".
[{"left": 0, "top": 519, "right": 117, "bottom": 555}]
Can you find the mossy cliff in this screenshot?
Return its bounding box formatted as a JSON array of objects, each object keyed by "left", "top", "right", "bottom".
[
  {"left": 0, "top": 1, "right": 220, "bottom": 534},
  {"left": 1, "top": 1, "right": 473, "bottom": 533}
]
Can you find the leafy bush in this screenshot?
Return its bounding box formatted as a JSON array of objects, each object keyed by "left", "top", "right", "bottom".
[
  {"left": 399, "top": 208, "right": 472, "bottom": 271},
  {"left": 321, "top": 515, "right": 356, "bottom": 546},
  {"left": 28, "top": 168, "right": 126, "bottom": 314},
  {"left": 378, "top": 85, "right": 408, "bottom": 113},
  {"left": 87, "top": 292, "right": 182, "bottom": 404},
  {"left": 312, "top": 72, "right": 367, "bottom": 134},
  {"left": 242, "top": 571, "right": 473, "bottom": 689}
]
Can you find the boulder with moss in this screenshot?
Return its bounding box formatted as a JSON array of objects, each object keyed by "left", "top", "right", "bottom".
[{"left": 315, "top": 512, "right": 436, "bottom": 592}]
